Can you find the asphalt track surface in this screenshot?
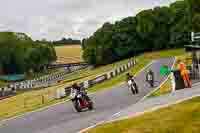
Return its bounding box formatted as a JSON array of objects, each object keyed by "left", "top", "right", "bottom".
[{"left": 0, "top": 57, "right": 174, "bottom": 133}]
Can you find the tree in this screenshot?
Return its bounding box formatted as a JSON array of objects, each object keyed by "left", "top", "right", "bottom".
[
  {"left": 0, "top": 32, "right": 57, "bottom": 75},
  {"left": 82, "top": 0, "right": 195, "bottom": 66},
  {"left": 192, "top": 14, "right": 200, "bottom": 32}
]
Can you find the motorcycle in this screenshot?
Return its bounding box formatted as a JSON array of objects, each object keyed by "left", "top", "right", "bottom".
[
  {"left": 70, "top": 89, "right": 93, "bottom": 112},
  {"left": 147, "top": 74, "right": 154, "bottom": 88},
  {"left": 148, "top": 80, "right": 154, "bottom": 88},
  {"left": 127, "top": 79, "right": 138, "bottom": 95}
]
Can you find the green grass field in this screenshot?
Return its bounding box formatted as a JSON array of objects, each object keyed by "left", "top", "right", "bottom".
[
  {"left": 85, "top": 96, "right": 200, "bottom": 133},
  {"left": 0, "top": 49, "right": 184, "bottom": 120}
]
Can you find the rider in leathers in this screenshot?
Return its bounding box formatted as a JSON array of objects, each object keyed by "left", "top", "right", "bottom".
[
  {"left": 126, "top": 73, "right": 139, "bottom": 94},
  {"left": 70, "top": 83, "right": 90, "bottom": 102},
  {"left": 146, "top": 70, "right": 154, "bottom": 88}
]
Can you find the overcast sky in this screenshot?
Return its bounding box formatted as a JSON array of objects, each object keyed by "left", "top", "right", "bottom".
[{"left": 0, "top": 0, "right": 176, "bottom": 40}]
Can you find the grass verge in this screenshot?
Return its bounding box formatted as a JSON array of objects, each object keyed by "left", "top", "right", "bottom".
[
  {"left": 148, "top": 78, "right": 172, "bottom": 98},
  {"left": 85, "top": 96, "right": 200, "bottom": 133}
]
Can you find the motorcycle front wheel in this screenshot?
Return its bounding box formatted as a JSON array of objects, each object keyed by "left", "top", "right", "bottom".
[
  {"left": 73, "top": 100, "right": 82, "bottom": 112},
  {"left": 130, "top": 85, "right": 136, "bottom": 95}
]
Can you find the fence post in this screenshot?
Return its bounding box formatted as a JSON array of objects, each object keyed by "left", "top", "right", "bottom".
[
  {"left": 124, "top": 64, "right": 128, "bottom": 70},
  {"left": 130, "top": 60, "right": 133, "bottom": 66},
  {"left": 171, "top": 73, "right": 176, "bottom": 92},
  {"left": 117, "top": 68, "right": 121, "bottom": 74},
  {"left": 107, "top": 72, "right": 111, "bottom": 79},
  {"left": 2, "top": 88, "right": 5, "bottom": 96},
  {"left": 134, "top": 60, "right": 136, "bottom": 65},
  {"left": 128, "top": 62, "right": 131, "bottom": 68},
  {"left": 42, "top": 95, "right": 45, "bottom": 104},
  {"left": 121, "top": 66, "right": 124, "bottom": 72},
  {"left": 113, "top": 70, "right": 116, "bottom": 77},
  {"left": 24, "top": 97, "right": 27, "bottom": 108}
]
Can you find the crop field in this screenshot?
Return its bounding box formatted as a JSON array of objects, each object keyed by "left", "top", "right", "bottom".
[{"left": 54, "top": 45, "right": 83, "bottom": 63}]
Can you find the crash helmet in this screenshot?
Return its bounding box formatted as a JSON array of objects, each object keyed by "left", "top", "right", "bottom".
[{"left": 72, "top": 83, "right": 78, "bottom": 88}]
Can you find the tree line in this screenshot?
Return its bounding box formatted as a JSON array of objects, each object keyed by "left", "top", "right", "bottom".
[
  {"left": 82, "top": 0, "right": 200, "bottom": 66},
  {"left": 52, "top": 38, "right": 81, "bottom": 46},
  {"left": 36, "top": 38, "right": 81, "bottom": 46},
  {"left": 0, "top": 32, "right": 57, "bottom": 75}
]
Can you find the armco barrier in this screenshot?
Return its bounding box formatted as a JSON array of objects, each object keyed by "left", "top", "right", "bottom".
[{"left": 90, "top": 74, "right": 107, "bottom": 86}]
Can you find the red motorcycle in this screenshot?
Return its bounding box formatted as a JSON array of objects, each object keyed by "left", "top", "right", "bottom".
[{"left": 71, "top": 90, "right": 93, "bottom": 112}]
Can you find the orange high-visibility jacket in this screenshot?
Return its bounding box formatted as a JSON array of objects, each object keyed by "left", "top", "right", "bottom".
[{"left": 178, "top": 62, "right": 188, "bottom": 76}]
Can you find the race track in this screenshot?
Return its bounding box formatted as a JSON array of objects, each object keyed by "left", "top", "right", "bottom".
[{"left": 0, "top": 57, "right": 175, "bottom": 133}]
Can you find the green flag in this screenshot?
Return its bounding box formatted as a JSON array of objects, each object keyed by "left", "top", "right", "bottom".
[{"left": 160, "top": 66, "right": 171, "bottom": 75}]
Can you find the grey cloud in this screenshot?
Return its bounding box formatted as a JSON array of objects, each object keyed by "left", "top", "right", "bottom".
[
  {"left": 0, "top": 0, "right": 176, "bottom": 40},
  {"left": 0, "top": 24, "right": 8, "bottom": 31}
]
